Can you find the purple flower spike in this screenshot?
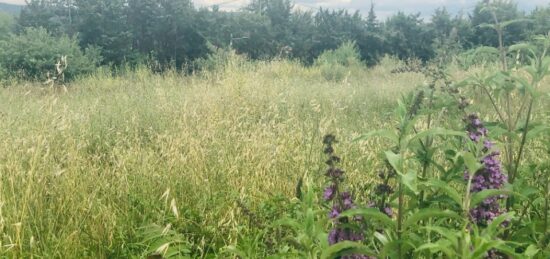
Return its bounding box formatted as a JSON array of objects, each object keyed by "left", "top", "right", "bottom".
[
  {"left": 464, "top": 114, "right": 508, "bottom": 226},
  {"left": 321, "top": 135, "right": 372, "bottom": 257},
  {"left": 324, "top": 185, "right": 336, "bottom": 201}
]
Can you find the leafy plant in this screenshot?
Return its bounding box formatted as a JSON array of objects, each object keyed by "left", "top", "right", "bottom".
[{"left": 0, "top": 27, "right": 101, "bottom": 81}]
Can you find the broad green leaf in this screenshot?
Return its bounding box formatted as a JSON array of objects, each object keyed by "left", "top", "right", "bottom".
[
  {"left": 353, "top": 129, "right": 398, "bottom": 143},
  {"left": 420, "top": 179, "right": 462, "bottom": 206},
  {"left": 493, "top": 243, "right": 524, "bottom": 258},
  {"left": 421, "top": 226, "right": 458, "bottom": 244},
  {"left": 373, "top": 231, "right": 389, "bottom": 245},
  {"left": 524, "top": 245, "right": 540, "bottom": 257},
  {"left": 472, "top": 240, "right": 504, "bottom": 258},
  {"left": 321, "top": 241, "right": 376, "bottom": 259},
  {"left": 471, "top": 189, "right": 513, "bottom": 208},
  {"left": 407, "top": 128, "right": 465, "bottom": 148},
  {"left": 501, "top": 18, "right": 532, "bottom": 29},
  {"left": 273, "top": 218, "right": 301, "bottom": 230},
  {"left": 478, "top": 23, "right": 496, "bottom": 30},
  {"left": 338, "top": 208, "right": 395, "bottom": 228},
  {"left": 509, "top": 43, "right": 536, "bottom": 57},
  {"left": 486, "top": 212, "right": 514, "bottom": 236},
  {"left": 400, "top": 170, "right": 419, "bottom": 195},
  {"left": 404, "top": 208, "right": 462, "bottom": 230},
  {"left": 416, "top": 241, "right": 455, "bottom": 256},
  {"left": 462, "top": 152, "right": 482, "bottom": 174},
  {"left": 385, "top": 151, "right": 402, "bottom": 173}
]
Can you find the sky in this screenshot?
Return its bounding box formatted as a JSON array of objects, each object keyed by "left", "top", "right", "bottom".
[
  {"left": 2, "top": 0, "right": 550, "bottom": 20},
  {"left": 194, "top": 0, "right": 550, "bottom": 19}
]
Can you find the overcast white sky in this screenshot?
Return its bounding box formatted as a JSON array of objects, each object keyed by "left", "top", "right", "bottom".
[{"left": 2, "top": 0, "right": 550, "bottom": 19}]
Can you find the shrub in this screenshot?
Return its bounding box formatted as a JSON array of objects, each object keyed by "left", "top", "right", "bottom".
[
  {"left": 0, "top": 11, "right": 14, "bottom": 41},
  {"left": 315, "top": 41, "right": 362, "bottom": 81},
  {"left": 0, "top": 27, "right": 101, "bottom": 82}
]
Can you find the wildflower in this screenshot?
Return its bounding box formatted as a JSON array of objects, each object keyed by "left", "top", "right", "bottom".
[
  {"left": 324, "top": 184, "right": 336, "bottom": 201},
  {"left": 464, "top": 114, "right": 507, "bottom": 226},
  {"left": 322, "top": 134, "right": 373, "bottom": 258}
]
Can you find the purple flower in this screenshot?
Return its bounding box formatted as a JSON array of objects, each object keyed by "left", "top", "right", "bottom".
[
  {"left": 329, "top": 205, "right": 341, "bottom": 219},
  {"left": 383, "top": 207, "right": 393, "bottom": 217},
  {"left": 464, "top": 114, "right": 508, "bottom": 226},
  {"left": 322, "top": 134, "right": 373, "bottom": 257},
  {"left": 324, "top": 185, "right": 336, "bottom": 201},
  {"left": 342, "top": 192, "right": 355, "bottom": 209}
]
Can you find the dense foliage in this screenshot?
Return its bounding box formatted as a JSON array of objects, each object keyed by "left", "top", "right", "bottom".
[
  {"left": 0, "top": 27, "right": 101, "bottom": 81},
  {"left": 0, "top": 0, "right": 549, "bottom": 80}
]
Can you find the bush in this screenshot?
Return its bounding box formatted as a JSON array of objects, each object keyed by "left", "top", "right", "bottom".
[
  {"left": 0, "top": 27, "right": 101, "bottom": 81},
  {"left": 315, "top": 41, "right": 362, "bottom": 81},
  {"left": 0, "top": 11, "right": 14, "bottom": 41}
]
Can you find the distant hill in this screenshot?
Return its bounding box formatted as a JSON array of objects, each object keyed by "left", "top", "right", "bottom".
[{"left": 0, "top": 2, "right": 23, "bottom": 15}]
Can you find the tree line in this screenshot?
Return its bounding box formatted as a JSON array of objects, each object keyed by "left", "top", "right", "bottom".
[{"left": 1, "top": 0, "right": 550, "bottom": 79}]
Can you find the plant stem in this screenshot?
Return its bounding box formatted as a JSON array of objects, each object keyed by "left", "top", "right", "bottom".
[
  {"left": 480, "top": 86, "right": 506, "bottom": 123},
  {"left": 506, "top": 99, "right": 534, "bottom": 213},
  {"left": 397, "top": 179, "right": 404, "bottom": 259},
  {"left": 544, "top": 178, "right": 549, "bottom": 235}
]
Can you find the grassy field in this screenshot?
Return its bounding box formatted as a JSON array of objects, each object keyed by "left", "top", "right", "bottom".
[{"left": 0, "top": 59, "right": 548, "bottom": 258}]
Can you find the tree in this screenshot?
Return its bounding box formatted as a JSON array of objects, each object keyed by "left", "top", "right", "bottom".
[
  {"left": 363, "top": 2, "right": 384, "bottom": 65},
  {"left": 0, "top": 11, "right": 14, "bottom": 40},
  {"left": 17, "top": 0, "right": 76, "bottom": 36},
  {"left": 384, "top": 12, "right": 435, "bottom": 61},
  {"left": 527, "top": 6, "right": 550, "bottom": 37},
  {"left": 469, "top": 0, "right": 527, "bottom": 47},
  {"left": 75, "top": 0, "right": 136, "bottom": 66}
]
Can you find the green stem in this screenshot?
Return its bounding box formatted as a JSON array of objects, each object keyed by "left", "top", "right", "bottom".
[
  {"left": 505, "top": 99, "right": 533, "bottom": 215},
  {"left": 544, "top": 178, "right": 549, "bottom": 235},
  {"left": 481, "top": 86, "right": 506, "bottom": 123},
  {"left": 397, "top": 179, "right": 404, "bottom": 259}
]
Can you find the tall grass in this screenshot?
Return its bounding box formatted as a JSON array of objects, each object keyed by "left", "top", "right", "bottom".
[
  {"left": 0, "top": 58, "right": 422, "bottom": 258},
  {"left": 0, "top": 58, "right": 547, "bottom": 258}
]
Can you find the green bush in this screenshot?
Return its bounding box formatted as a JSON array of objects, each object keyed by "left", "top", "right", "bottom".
[
  {"left": 0, "top": 28, "right": 101, "bottom": 81},
  {"left": 315, "top": 41, "right": 362, "bottom": 81},
  {"left": 0, "top": 11, "right": 14, "bottom": 41}
]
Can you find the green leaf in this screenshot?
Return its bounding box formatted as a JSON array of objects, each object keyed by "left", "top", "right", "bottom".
[
  {"left": 421, "top": 226, "right": 458, "bottom": 243},
  {"left": 338, "top": 208, "right": 396, "bottom": 228},
  {"left": 404, "top": 208, "right": 462, "bottom": 230},
  {"left": 471, "top": 189, "right": 513, "bottom": 208},
  {"left": 508, "top": 43, "right": 536, "bottom": 56},
  {"left": 373, "top": 231, "right": 389, "bottom": 245},
  {"left": 353, "top": 129, "right": 398, "bottom": 143},
  {"left": 501, "top": 18, "right": 532, "bottom": 29},
  {"left": 462, "top": 152, "right": 483, "bottom": 174},
  {"left": 524, "top": 245, "right": 540, "bottom": 257},
  {"left": 419, "top": 179, "right": 462, "bottom": 206},
  {"left": 407, "top": 128, "right": 465, "bottom": 148},
  {"left": 486, "top": 212, "right": 514, "bottom": 236},
  {"left": 385, "top": 151, "right": 402, "bottom": 173},
  {"left": 321, "top": 241, "right": 376, "bottom": 259},
  {"left": 400, "top": 170, "right": 418, "bottom": 195}
]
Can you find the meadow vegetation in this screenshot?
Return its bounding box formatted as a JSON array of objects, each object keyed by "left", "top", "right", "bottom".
[
  {"left": 0, "top": 47, "right": 549, "bottom": 257},
  {"left": 1, "top": 0, "right": 550, "bottom": 258},
  {"left": 0, "top": 56, "right": 415, "bottom": 257}
]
